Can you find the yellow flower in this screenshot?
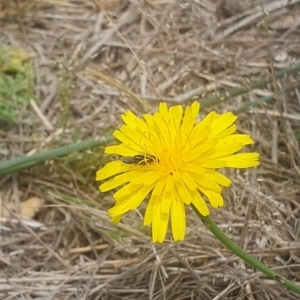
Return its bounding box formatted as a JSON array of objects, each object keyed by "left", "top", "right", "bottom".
[{"left": 96, "top": 102, "right": 259, "bottom": 242}]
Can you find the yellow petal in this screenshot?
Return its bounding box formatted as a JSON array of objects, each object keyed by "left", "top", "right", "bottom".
[
  {"left": 112, "top": 215, "right": 122, "bottom": 224},
  {"left": 142, "top": 170, "right": 161, "bottom": 185},
  {"left": 114, "top": 171, "right": 138, "bottom": 184},
  {"left": 201, "top": 189, "right": 224, "bottom": 208},
  {"left": 96, "top": 160, "right": 129, "bottom": 181},
  {"left": 109, "top": 184, "right": 153, "bottom": 217},
  {"left": 180, "top": 102, "right": 200, "bottom": 140},
  {"left": 217, "top": 134, "right": 254, "bottom": 146},
  {"left": 190, "top": 190, "right": 209, "bottom": 216},
  {"left": 214, "top": 125, "right": 236, "bottom": 140},
  {"left": 113, "top": 130, "right": 142, "bottom": 151},
  {"left": 181, "top": 107, "right": 194, "bottom": 138},
  {"left": 182, "top": 164, "right": 205, "bottom": 174},
  {"left": 114, "top": 183, "right": 142, "bottom": 201},
  {"left": 119, "top": 124, "right": 139, "bottom": 138},
  {"left": 130, "top": 171, "right": 143, "bottom": 184},
  {"left": 154, "top": 116, "right": 170, "bottom": 147},
  {"left": 105, "top": 144, "right": 137, "bottom": 156},
  {"left": 179, "top": 170, "right": 198, "bottom": 190},
  {"left": 194, "top": 174, "right": 222, "bottom": 193},
  {"left": 175, "top": 180, "right": 193, "bottom": 205},
  {"left": 189, "top": 139, "right": 218, "bottom": 161},
  {"left": 165, "top": 175, "right": 174, "bottom": 191},
  {"left": 108, "top": 197, "right": 132, "bottom": 217},
  {"left": 194, "top": 159, "right": 226, "bottom": 168},
  {"left": 134, "top": 116, "right": 149, "bottom": 132},
  {"left": 159, "top": 102, "right": 169, "bottom": 119},
  {"left": 173, "top": 169, "right": 181, "bottom": 180},
  {"left": 191, "top": 101, "right": 200, "bottom": 118},
  {"left": 152, "top": 176, "right": 167, "bottom": 195},
  {"left": 121, "top": 110, "right": 138, "bottom": 128},
  {"left": 210, "top": 112, "right": 237, "bottom": 136},
  {"left": 193, "top": 111, "right": 217, "bottom": 135},
  {"left": 206, "top": 143, "right": 243, "bottom": 158},
  {"left": 224, "top": 153, "right": 260, "bottom": 168},
  {"left": 99, "top": 173, "right": 129, "bottom": 192},
  {"left": 203, "top": 171, "right": 232, "bottom": 187},
  {"left": 152, "top": 199, "right": 169, "bottom": 243},
  {"left": 189, "top": 126, "right": 210, "bottom": 149},
  {"left": 171, "top": 193, "right": 186, "bottom": 241},
  {"left": 169, "top": 105, "right": 183, "bottom": 137},
  {"left": 144, "top": 193, "right": 158, "bottom": 226},
  {"left": 130, "top": 184, "right": 155, "bottom": 210},
  {"left": 161, "top": 189, "right": 173, "bottom": 214}
]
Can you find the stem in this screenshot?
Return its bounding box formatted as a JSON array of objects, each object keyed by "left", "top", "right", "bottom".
[
  {"left": 199, "top": 64, "right": 300, "bottom": 109},
  {"left": 191, "top": 204, "right": 300, "bottom": 295},
  {"left": 233, "top": 94, "right": 275, "bottom": 115},
  {"left": 0, "top": 136, "right": 113, "bottom": 176}
]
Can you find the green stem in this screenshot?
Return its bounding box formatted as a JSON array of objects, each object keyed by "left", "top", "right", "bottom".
[
  {"left": 233, "top": 84, "right": 300, "bottom": 115},
  {"left": 191, "top": 204, "right": 300, "bottom": 295},
  {"left": 233, "top": 94, "right": 275, "bottom": 115},
  {"left": 199, "top": 64, "right": 300, "bottom": 108},
  {"left": 0, "top": 136, "right": 113, "bottom": 176}
]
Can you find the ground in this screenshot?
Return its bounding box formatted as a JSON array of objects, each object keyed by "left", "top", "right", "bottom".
[{"left": 0, "top": 0, "right": 300, "bottom": 299}]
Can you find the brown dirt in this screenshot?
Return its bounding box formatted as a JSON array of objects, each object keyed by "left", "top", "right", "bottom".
[{"left": 1, "top": 0, "right": 300, "bottom": 299}]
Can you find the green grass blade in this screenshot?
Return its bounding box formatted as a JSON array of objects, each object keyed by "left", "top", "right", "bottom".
[
  {"left": 0, "top": 136, "right": 113, "bottom": 176},
  {"left": 199, "top": 64, "right": 300, "bottom": 108}
]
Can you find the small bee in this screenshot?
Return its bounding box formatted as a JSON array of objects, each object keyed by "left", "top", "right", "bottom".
[{"left": 121, "top": 154, "right": 158, "bottom": 166}]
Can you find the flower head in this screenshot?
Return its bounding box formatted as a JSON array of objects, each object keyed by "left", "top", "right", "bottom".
[{"left": 96, "top": 102, "right": 259, "bottom": 242}]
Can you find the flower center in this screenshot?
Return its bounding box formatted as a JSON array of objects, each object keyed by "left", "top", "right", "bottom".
[{"left": 159, "top": 148, "right": 183, "bottom": 174}]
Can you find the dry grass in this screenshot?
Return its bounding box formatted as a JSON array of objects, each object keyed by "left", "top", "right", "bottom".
[{"left": 1, "top": 0, "right": 300, "bottom": 299}]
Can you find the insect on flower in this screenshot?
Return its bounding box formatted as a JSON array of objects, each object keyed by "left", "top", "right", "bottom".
[{"left": 121, "top": 154, "right": 158, "bottom": 166}]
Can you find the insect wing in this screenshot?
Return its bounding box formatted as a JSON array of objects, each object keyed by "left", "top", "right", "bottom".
[{"left": 121, "top": 156, "right": 139, "bottom": 164}]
